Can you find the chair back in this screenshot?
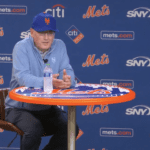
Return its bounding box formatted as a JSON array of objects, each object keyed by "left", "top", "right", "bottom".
[{"left": 0, "top": 88, "right": 9, "bottom": 120}]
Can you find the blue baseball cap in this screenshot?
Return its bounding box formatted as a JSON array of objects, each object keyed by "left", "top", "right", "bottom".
[{"left": 31, "top": 12, "right": 59, "bottom": 32}]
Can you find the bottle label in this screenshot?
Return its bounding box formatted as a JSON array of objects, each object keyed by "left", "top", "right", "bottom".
[{"left": 44, "top": 73, "right": 51, "bottom": 77}]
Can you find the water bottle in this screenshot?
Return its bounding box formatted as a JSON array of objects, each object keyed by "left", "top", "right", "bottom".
[{"left": 44, "top": 64, "right": 53, "bottom": 93}]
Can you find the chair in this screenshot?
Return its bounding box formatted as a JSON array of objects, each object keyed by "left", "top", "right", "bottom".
[{"left": 0, "top": 88, "right": 56, "bottom": 148}]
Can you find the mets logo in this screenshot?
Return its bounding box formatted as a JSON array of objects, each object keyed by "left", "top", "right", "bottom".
[
  {"left": 15, "top": 84, "right": 131, "bottom": 99},
  {"left": 45, "top": 18, "right": 50, "bottom": 25},
  {"left": 0, "top": 27, "right": 4, "bottom": 36},
  {"left": 83, "top": 5, "right": 110, "bottom": 19},
  {"left": 0, "top": 75, "right": 4, "bottom": 84}
]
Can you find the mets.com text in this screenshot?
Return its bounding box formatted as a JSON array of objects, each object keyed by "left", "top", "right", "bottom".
[
  {"left": 101, "top": 31, "right": 134, "bottom": 40},
  {"left": 103, "top": 33, "right": 133, "bottom": 38},
  {"left": 0, "top": 5, "right": 27, "bottom": 14}
]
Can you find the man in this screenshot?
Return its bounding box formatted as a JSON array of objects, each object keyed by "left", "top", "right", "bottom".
[{"left": 5, "top": 12, "right": 79, "bottom": 150}]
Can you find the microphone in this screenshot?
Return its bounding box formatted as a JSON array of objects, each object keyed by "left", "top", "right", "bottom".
[{"left": 43, "top": 59, "right": 48, "bottom": 63}]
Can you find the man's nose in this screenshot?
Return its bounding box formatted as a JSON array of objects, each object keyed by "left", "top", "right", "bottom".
[{"left": 44, "top": 33, "right": 48, "bottom": 39}]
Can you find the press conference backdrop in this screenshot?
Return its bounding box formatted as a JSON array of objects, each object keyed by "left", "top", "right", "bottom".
[{"left": 0, "top": 0, "right": 150, "bottom": 149}]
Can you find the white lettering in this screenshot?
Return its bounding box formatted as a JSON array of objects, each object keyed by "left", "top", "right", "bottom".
[
  {"left": 133, "top": 60, "right": 148, "bottom": 66},
  {"left": 53, "top": 9, "right": 55, "bottom": 17},
  {"left": 126, "top": 108, "right": 150, "bottom": 115},
  {"left": 45, "top": 7, "right": 65, "bottom": 18},
  {"left": 133, "top": 109, "right": 147, "bottom": 115},
  {"left": 126, "top": 59, "right": 149, "bottom": 67},
  {"left": 127, "top": 10, "right": 149, "bottom": 18},
  {"left": 68, "top": 31, "right": 78, "bottom": 36},
  {"left": 126, "top": 60, "right": 133, "bottom": 66},
  {"left": 102, "top": 130, "right": 117, "bottom": 135},
  {"left": 45, "top": 9, "right": 53, "bottom": 15},
  {"left": 125, "top": 108, "right": 134, "bottom": 115},
  {"left": 56, "top": 7, "right": 61, "bottom": 17},
  {"left": 102, "top": 82, "right": 117, "bottom": 86},
  {"left": 126, "top": 11, "right": 135, "bottom": 17},
  {"left": 103, "top": 33, "right": 118, "bottom": 38},
  {"left": 0, "top": 56, "right": 12, "bottom": 61},
  {"left": 134, "top": 11, "right": 148, "bottom": 17},
  {"left": 62, "top": 9, "right": 64, "bottom": 18}
]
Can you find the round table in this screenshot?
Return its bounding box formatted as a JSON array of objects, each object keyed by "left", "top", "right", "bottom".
[{"left": 9, "top": 83, "right": 135, "bottom": 150}]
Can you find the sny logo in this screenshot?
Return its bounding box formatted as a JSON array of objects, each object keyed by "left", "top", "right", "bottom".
[
  {"left": 126, "top": 105, "right": 150, "bottom": 115},
  {"left": 83, "top": 5, "right": 110, "bottom": 19},
  {"left": 20, "top": 30, "right": 31, "bottom": 39},
  {"left": 126, "top": 56, "right": 150, "bottom": 67},
  {"left": 45, "top": 4, "right": 65, "bottom": 18},
  {"left": 0, "top": 27, "right": 4, "bottom": 36},
  {"left": 82, "top": 54, "right": 109, "bottom": 67},
  {"left": 127, "top": 7, "right": 150, "bottom": 18},
  {"left": 65, "top": 25, "right": 84, "bottom": 44}
]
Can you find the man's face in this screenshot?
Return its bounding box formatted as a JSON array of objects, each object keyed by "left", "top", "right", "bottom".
[{"left": 30, "top": 28, "right": 55, "bottom": 51}]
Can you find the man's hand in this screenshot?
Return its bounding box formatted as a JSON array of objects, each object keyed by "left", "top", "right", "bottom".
[{"left": 53, "top": 69, "right": 71, "bottom": 89}]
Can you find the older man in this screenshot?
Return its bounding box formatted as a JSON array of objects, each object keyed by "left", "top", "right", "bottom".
[{"left": 5, "top": 12, "right": 79, "bottom": 150}]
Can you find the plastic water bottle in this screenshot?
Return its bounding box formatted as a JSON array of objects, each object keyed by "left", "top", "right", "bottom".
[{"left": 44, "top": 64, "right": 53, "bottom": 93}]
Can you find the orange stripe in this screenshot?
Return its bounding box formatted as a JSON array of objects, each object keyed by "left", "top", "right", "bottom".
[
  {"left": 73, "top": 33, "right": 84, "bottom": 44},
  {"left": 52, "top": 4, "right": 65, "bottom": 8}
]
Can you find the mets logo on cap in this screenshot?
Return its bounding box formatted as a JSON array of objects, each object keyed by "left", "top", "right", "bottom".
[{"left": 45, "top": 18, "right": 50, "bottom": 25}]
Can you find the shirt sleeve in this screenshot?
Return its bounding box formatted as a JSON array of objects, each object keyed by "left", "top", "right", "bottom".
[
  {"left": 12, "top": 42, "right": 43, "bottom": 88},
  {"left": 58, "top": 40, "right": 76, "bottom": 88}
]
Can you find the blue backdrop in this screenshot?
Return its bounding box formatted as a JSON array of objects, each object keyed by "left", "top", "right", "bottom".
[{"left": 0, "top": 0, "right": 150, "bottom": 150}]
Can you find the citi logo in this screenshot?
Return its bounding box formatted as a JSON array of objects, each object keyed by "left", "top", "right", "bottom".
[
  {"left": 83, "top": 5, "right": 110, "bottom": 19},
  {"left": 126, "top": 105, "right": 150, "bottom": 115},
  {"left": 0, "top": 27, "right": 4, "bottom": 36},
  {"left": 20, "top": 30, "right": 31, "bottom": 39},
  {"left": 0, "top": 54, "right": 12, "bottom": 63},
  {"left": 45, "top": 4, "right": 65, "bottom": 18},
  {"left": 68, "top": 29, "right": 78, "bottom": 36},
  {"left": 65, "top": 25, "right": 84, "bottom": 44},
  {"left": 127, "top": 7, "right": 150, "bottom": 18},
  {"left": 126, "top": 56, "right": 150, "bottom": 67}
]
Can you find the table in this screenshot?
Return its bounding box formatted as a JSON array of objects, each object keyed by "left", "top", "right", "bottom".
[{"left": 9, "top": 83, "right": 135, "bottom": 150}]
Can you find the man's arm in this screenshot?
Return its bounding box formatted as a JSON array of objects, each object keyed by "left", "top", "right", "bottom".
[
  {"left": 13, "top": 42, "right": 43, "bottom": 88},
  {"left": 56, "top": 40, "right": 76, "bottom": 88}
]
